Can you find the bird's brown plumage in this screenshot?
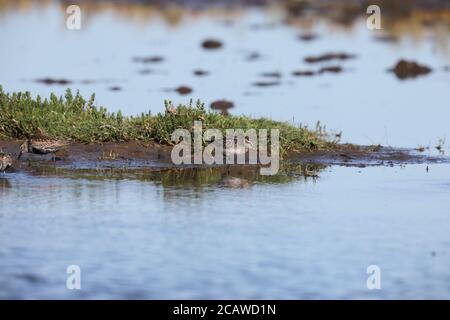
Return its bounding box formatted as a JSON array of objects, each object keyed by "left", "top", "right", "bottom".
[
  {"left": 0, "top": 152, "right": 13, "bottom": 172},
  {"left": 18, "top": 138, "right": 70, "bottom": 160}
]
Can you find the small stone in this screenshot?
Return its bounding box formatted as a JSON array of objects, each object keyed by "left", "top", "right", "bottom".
[
  {"left": 201, "top": 39, "right": 223, "bottom": 50},
  {"left": 175, "top": 86, "right": 193, "bottom": 95},
  {"left": 390, "top": 60, "right": 432, "bottom": 79}
]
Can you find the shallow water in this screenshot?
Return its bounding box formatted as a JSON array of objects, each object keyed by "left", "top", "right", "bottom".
[
  {"left": 1, "top": 1, "right": 450, "bottom": 299},
  {"left": 1, "top": 163, "right": 450, "bottom": 299}
]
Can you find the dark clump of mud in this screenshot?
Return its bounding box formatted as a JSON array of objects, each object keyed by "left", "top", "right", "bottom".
[
  {"left": 304, "top": 52, "right": 355, "bottom": 63},
  {"left": 108, "top": 86, "right": 122, "bottom": 91},
  {"left": 193, "top": 69, "right": 210, "bottom": 76},
  {"left": 319, "top": 66, "right": 343, "bottom": 74},
  {"left": 132, "top": 56, "right": 164, "bottom": 63},
  {"left": 201, "top": 39, "right": 223, "bottom": 50},
  {"left": 210, "top": 100, "right": 234, "bottom": 115},
  {"left": 175, "top": 86, "right": 193, "bottom": 95},
  {"left": 292, "top": 70, "right": 316, "bottom": 77},
  {"left": 390, "top": 60, "right": 433, "bottom": 79},
  {"left": 261, "top": 72, "right": 282, "bottom": 79},
  {"left": 252, "top": 81, "right": 280, "bottom": 87},
  {"left": 35, "top": 78, "right": 73, "bottom": 85},
  {"left": 298, "top": 33, "right": 319, "bottom": 41},
  {"left": 292, "top": 66, "right": 343, "bottom": 76}
]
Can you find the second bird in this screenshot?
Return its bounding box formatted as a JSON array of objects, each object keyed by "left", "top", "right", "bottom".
[{"left": 18, "top": 138, "right": 70, "bottom": 161}]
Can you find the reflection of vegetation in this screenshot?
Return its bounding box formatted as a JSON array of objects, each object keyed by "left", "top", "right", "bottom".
[
  {"left": 0, "top": 177, "right": 12, "bottom": 191},
  {"left": 1, "top": 0, "right": 448, "bottom": 53},
  {"left": 2, "top": 0, "right": 449, "bottom": 30},
  {"left": 0, "top": 87, "right": 335, "bottom": 155},
  {"left": 283, "top": 0, "right": 450, "bottom": 49},
  {"left": 24, "top": 162, "right": 327, "bottom": 188}
]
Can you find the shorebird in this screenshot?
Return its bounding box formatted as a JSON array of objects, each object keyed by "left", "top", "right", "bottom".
[
  {"left": 0, "top": 152, "right": 13, "bottom": 173},
  {"left": 18, "top": 138, "right": 70, "bottom": 161},
  {"left": 223, "top": 136, "right": 256, "bottom": 160},
  {"left": 221, "top": 176, "right": 250, "bottom": 188},
  {"left": 166, "top": 104, "right": 178, "bottom": 115}
]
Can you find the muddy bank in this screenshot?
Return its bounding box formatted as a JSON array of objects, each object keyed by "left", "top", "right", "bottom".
[
  {"left": 290, "top": 144, "right": 445, "bottom": 167},
  {"left": 1, "top": 139, "right": 445, "bottom": 174}
]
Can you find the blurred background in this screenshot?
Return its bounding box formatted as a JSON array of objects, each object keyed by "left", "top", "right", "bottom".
[{"left": 1, "top": 0, "right": 449, "bottom": 148}]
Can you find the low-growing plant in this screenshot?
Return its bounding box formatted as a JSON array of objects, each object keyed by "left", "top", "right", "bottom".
[{"left": 0, "top": 86, "right": 336, "bottom": 155}]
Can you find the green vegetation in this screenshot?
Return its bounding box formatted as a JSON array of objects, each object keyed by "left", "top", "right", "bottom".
[{"left": 0, "top": 86, "right": 336, "bottom": 155}]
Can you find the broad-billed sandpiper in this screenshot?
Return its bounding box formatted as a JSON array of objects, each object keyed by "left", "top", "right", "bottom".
[
  {"left": 18, "top": 138, "right": 70, "bottom": 161},
  {"left": 0, "top": 152, "right": 13, "bottom": 173},
  {"left": 221, "top": 176, "right": 250, "bottom": 188}
]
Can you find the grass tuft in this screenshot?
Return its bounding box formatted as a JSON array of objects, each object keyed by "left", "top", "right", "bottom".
[{"left": 0, "top": 87, "right": 337, "bottom": 155}]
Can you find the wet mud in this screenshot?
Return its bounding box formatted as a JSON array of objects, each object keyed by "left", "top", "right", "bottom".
[
  {"left": 304, "top": 52, "right": 356, "bottom": 64},
  {"left": 201, "top": 39, "right": 223, "bottom": 50},
  {"left": 1, "top": 140, "right": 446, "bottom": 176}
]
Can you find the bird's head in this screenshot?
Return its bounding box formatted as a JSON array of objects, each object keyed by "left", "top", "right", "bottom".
[{"left": 18, "top": 140, "right": 30, "bottom": 160}]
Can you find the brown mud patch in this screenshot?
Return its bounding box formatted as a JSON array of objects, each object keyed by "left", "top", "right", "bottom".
[
  {"left": 319, "top": 66, "right": 343, "bottom": 74},
  {"left": 132, "top": 55, "right": 165, "bottom": 63},
  {"left": 35, "top": 78, "right": 73, "bottom": 85},
  {"left": 201, "top": 39, "right": 223, "bottom": 50},
  {"left": 252, "top": 81, "right": 280, "bottom": 87},
  {"left": 292, "top": 66, "right": 343, "bottom": 77},
  {"left": 175, "top": 86, "right": 193, "bottom": 95},
  {"left": 292, "top": 70, "right": 316, "bottom": 77},
  {"left": 390, "top": 59, "right": 433, "bottom": 79},
  {"left": 193, "top": 69, "right": 210, "bottom": 76},
  {"left": 304, "top": 52, "right": 355, "bottom": 64}
]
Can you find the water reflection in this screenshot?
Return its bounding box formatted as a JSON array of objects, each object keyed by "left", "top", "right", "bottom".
[
  {"left": 1, "top": 163, "right": 450, "bottom": 299},
  {"left": 0, "top": 177, "right": 12, "bottom": 194},
  {"left": 22, "top": 163, "right": 325, "bottom": 188},
  {"left": 1, "top": 0, "right": 449, "bottom": 43}
]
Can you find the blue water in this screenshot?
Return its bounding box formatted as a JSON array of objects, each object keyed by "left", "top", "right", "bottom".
[{"left": 1, "top": 164, "right": 450, "bottom": 299}]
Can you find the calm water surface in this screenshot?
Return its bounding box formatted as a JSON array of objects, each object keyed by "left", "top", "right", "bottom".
[
  {"left": 1, "top": 2, "right": 450, "bottom": 299},
  {"left": 1, "top": 164, "right": 450, "bottom": 299}
]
